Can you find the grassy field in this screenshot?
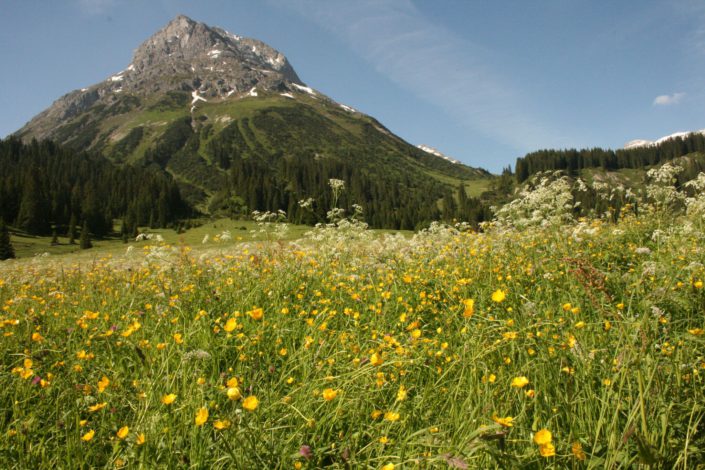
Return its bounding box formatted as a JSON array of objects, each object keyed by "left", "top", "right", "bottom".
[
  {"left": 1, "top": 211, "right": 704, "bottom": 468},
  {"left": 7, "top": 218, "right": 315, "bottom": 260}
]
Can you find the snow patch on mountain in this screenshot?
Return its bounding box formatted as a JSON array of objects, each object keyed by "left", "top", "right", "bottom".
[
  {"left": 191, "top": 90, "right": 207, "bottom": 104},
  {"left": 291, "top": 83, "right": 316, "bottom": 95},
  {"left": 417, "top": 144, "right": 460, "bottom": 164}
]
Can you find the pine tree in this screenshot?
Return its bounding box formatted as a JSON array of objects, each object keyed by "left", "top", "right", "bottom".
[
  {"left": 79, "top": 221, "right": 92, "bottom": 249},
  {"left": 67, "top": 214, "right": 77, "bottom": 245},
  {"left": 51, "top": 226, "right": 59, "bottom": 246},
  {"left": 120, "top": 220, "right": 129, "bottom": 243},
  {"left": 16, "top": 171, "right": 50, "bottom": 235},
  {"left": 0, "top": 219, "right": 15, "bottom": 260}
]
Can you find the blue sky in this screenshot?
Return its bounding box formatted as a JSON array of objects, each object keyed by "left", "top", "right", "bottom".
[{"left": 1, "top": 0, "right": 704, "bottom": 173}]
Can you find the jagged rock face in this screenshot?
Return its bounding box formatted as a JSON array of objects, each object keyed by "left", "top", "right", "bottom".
[
  {"left": 18, "top": 15, "right": 304, "bottom": 140},
  {"left": 126, "top": 15, "right": 302, "bottom": 96}
]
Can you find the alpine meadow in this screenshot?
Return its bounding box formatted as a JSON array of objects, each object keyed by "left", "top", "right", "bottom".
[{"left": 1, "top": 6, "right": 705, "bottom": 470}]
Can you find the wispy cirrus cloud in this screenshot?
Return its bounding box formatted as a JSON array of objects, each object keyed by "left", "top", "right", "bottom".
[
  {"left": 272, "top": 0, "right": 565, "bottom": 152},
  {"left": 75, "top": 0, "right": 117, "bottom": 15},
  {"left": 653, "top": 92, "right": 686, "bottom": 106},
  {"left": 679, "top": 0, "right": 705, "bottom": 55}
]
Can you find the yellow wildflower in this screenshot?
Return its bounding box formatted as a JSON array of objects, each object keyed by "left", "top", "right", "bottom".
[
  {"left": 223, "top": 318, "right": 237, "bottom": 332},
  {"left": 195, "top": 407, "right": 208, "bottom": 426},
  {"left": 491, "top": 414, "right": 513, "bottom": 427},
  {"left": 533, "top": 429, "right": 552, "bottom": 445},
  {"left": 97, "top": 376, "right": 109, "bottom": 393},
  {"left": 322, "top": 388, "right": 338, "bottom": 401},
  {"left": 572, "top": 441, "right": 586, "bottom": 460},
  {"left": 511, "top": 376, "right": 529, "bottom": 388},
  {"left": 491, "top": 289, "right": 506, "bottom": 303},
  {"left": 116, "top": 426, "right": 129, "bottom": 440},
  {"left": 161, "top": 393, "right": 177, "bottom": 405},
  {"left": 248, "top": 307, "right": 264, "bottom": 320},
  {"left": 462, "top": 299, "right": 474, "bottom": 318},
  {"left": 226, "top": 387, "right": 241, "bottom": 400},
  {"left": 242, "top": 395, "right": 259, "bottom": 411},
  {"left": 88, "top": 402, "right": 107, "bottom": 412},
  {"left": 226, "top": 377, "right": 239, "bottom": 388},
  {"left": 396, "top": 385, "right": 407, "bottom": 401},
  {"left": 539, "top": 442, "right": 556, "bottom": 457},
  {"left": 213, "top": 419, "right": 231, "bottom": 430}
]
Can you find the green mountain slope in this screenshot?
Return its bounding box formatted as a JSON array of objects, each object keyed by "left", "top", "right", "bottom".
[{"left": 15, "top": 16, "right": 492, "bottom": 229}]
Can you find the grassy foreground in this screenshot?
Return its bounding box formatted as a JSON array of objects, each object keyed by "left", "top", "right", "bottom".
[{"left": 1, "top": 213, "right": 704, "bottom": 468}]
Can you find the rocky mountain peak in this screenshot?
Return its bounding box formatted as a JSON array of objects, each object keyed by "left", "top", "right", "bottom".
[
  {"left": 17, "top": 15, "right": 306, "bottom": 139},
  {"left": 124, "top": 15, "right": 302, "bottom": 94},
  {"left": 133, "top": 15, "right": 230, "bottom": 67}
]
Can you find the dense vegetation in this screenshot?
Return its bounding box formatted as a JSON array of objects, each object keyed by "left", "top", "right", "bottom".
[
  {"left": 515, "top": 132, "right": 705, "bottom": 182},
  {"left": 1, "top": 167, "right": 704, "bottom": 467},
  {"left": 139, "top": 99, "right": 494, "bottom": 229},
  {"left": 12, "top": 90, "right": 498, "bottom": 231},
  {"left": 0, "top": 137, "right": 188, "bottom": 237}
]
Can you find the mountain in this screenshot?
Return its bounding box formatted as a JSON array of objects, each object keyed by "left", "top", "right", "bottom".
[
  {"left": 15, "top": 15, "right": 490, "bottom": 229},
  {"left": 624, "top": 129, "right": 705, "bottom": 149}
]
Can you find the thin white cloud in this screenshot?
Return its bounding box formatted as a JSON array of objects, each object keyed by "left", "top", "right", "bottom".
[
  {"left": 653, "top": 92, "right": 686, "bottom": 106},
  {"left": 677, "top": 0, "right": 705, "bottom": 55},
  {"left": 75, "top": 0, "right": 117, "bottom": 15},
  {"left": 272, "top": 0, "right": 565, "bottom": 152}
]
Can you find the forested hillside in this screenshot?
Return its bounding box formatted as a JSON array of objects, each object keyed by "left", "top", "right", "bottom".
[
  {"left": 515, "top": 132, "right": 705, "bottom": 182},
  {"left": 0, "top": 137, "right": 188, "bottom": 237}
]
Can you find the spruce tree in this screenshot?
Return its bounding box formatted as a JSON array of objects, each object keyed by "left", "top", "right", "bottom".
[
  {"left": 16, "top": 171, "right": 50, "bottom": 235},
  {"left": 120, "top": 221, "right": 129, "bottom": 243},
  {"left": 79, "top": 221, "right": 92, "bottom": 249},
  {"left": 67, "top": 214, "right": 77, "bottom": 245},
  {"left": 0, "top": 219, "right": 16, "bottom": 260}
]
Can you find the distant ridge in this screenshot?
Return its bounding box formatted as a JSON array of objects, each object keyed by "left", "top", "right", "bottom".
[{"left": 624, "top": 129, "right": 705, "bottom": 149}]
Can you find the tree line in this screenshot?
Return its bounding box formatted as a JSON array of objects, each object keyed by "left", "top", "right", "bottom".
[
  {"left": 515, "top": 132, "right": 705, "bottom": 183},
  {"left": 0, "top": 137, "right": 189, "bottom": 238}
]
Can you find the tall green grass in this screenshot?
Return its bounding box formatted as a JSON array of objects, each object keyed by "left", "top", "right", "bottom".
[{"left": 0, "top": 212, "right": 703, "bottom": 468}]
